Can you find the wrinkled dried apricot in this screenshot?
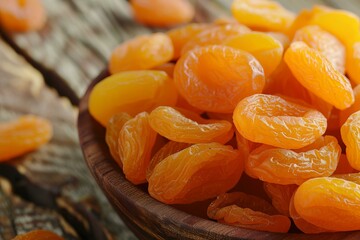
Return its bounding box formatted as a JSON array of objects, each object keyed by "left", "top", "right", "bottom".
[
  {"left": 233, "top": 94, "right": 327, "bottom": 149},
  {"left": 294, "top": 177, "right": 360, "bottom": 231},
  {"left": 225, "top": 32, "right": 283, "bottom": 76},
  {"left": 181, "top": 24, "right": 251, "bottom": 55},
  {"left": 293, "top": 25, "right": 345, "bottom": 73},
  {"left": 207, "top": 192, "right": 291, "bottom": 233},
  {"left": 167, "top": 23, "right": 209, "bottom": 60},
  {"left": 247, "top": 136, "right": 340, "bottom": 185},
  {"left": 109, "top": 33, "right": 174, "bottom": 74},
  {"left": 263, "top": 183, "right": 297, "bottom": 216},
  {"left": 149, "top": 106, "right": 234, "bottom": 144},
  {"left": 346, "top": 41, "right": 360, "bottom": 84},
  {"left": 118, "top": 112, "right": 157, "bottom": 184},
  {"left": 89, "top": 71, "right": 177, "bottom": 126},
  {"left": 341, "top": 111, "right": 360, "bottom": 171},
  {"left": 284, "top": 41, "right": 354, "bottom": 110},
  {"left": 0, "top": 0, "right": 47, "bottom": 32},
  {"left": 105, "top": 112, "right": 132, "bottom": 167},
  {"left": 130, "top": 0, "right": 194, "bottom": 27},
  {"left": 231, "top": 0, "right": 295, "bottom": 32},
  {"left": 148, "top": 143, "right": 242, "bottom": 204},
  {"left": 174, "top": 45, "right": 265, "bottom": 113},
  {"left": 0, "top": 115, "right": 52, "bottom": 161},
  {"left": 13, "top": 230, "right": 64, "bottom": 240}
]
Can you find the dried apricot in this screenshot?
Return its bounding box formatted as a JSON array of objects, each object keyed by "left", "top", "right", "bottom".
[
  {"left": 247, "top": 136, "right": 340, "bottom": 185},
  {"left": 341, "top": 111, "right": 360, "bottom": 171},
  {"left": 0, "top": 0, "right": 47, "bottom": 32},
  {"left": 225, "top": 32, "right": 283, "bottom": 76},
  {"left": 130, "top": 0, "right": 194, "bottom": 27},
  {"left": 118, "top": 112, "right": 157, "bottom": 184},
  {"left": 89, "top": 71, "right": 177, "bottom": 126},
  {"left": 263, "top": 183, "right": 297, "bottom": 216},
  {"left": 0, "top": 115, "right": 52, "bottom": 161},
  {"left": 207, "top": 192, "right": 291, "bottom": 233},
  {"left": 233, "top": 94, "right": 327, "bottom": 149},
  {"left": 284, "top": 41, "right": 354, "bottom": 110},
  {"left": 174, "top": 45, "right": 265, "bottom": 113},
  {"left": 167, "top": 23, "right": 209, "bottom": 60},
  {"left": 293, "top": 25, "right": 345, "bottom": 73},
  {"left": 149, "top": 106, "right": 234, "bottom": 144},
  {"left": 294, "top": 177, "right": 360, "bottom": 231},
  {"left": 333, "top": 172, "right": 360, "bottom": 184},
  {"left": 231, "top": 0, "right": 295, "bottom": 32},
  {"left": 13, "top": 230, "right": 64, "bottom": 240},
  {"left": 105, "top": 112, "right": 132, "bottom": 167},
  {"left": 109, "top": 33, "right": 174, "bottom": 74},
  {"left": 346, "top": 41, "right": 360, "bottom": 85},
  {"left": 148, "top": 143, "right": 242, "bottom": 204},
  {"left": 181, "top": 24, "right": 251, "bottom": 55}
]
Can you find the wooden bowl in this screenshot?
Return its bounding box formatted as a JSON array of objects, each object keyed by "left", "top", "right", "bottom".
[{"left": 78, "top": 70, "right": 360, "bottom": 240}]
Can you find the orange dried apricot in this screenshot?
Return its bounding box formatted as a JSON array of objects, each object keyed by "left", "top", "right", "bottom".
[
  {"left": 284, "top": 41, "right": 354, "bottom": 110},
  {"left": 167, "top": 23, "right": 209, "bottom": 60},
  {"left": 89, "top": 71, "right": 177, "bottom": 126},
  {"left": 233, "top": 94, "right": 327, "bottom": 149},
  {"left": 294, "top": 177, "right": 360, "bottom": 231},
  {"left": 146, "top": 141, "right": 190, "bottom": 180},
  {"left": 293, "top": 25, "right": 345, "bottom": 73},
  {"left": 341, "top": 111, "right": 360, "bottom": 171},
  {"left": 12, "top": 230, "right": 64, "bottom": 240},
  {"left": 333, "top": 154, "right": 357, "bottom": 174},
  {"left": 0, "top": 0, "right": 47, "bottom": 32},
  {"left": 105, "top": 112, "right": 132, "bottom": 167},
  {"left": 118, "top": 112, "right": 157, "bottom": 184},
  {"left": 0, "top": 115, "right": 52, "bottom": 161},
  {"left": 148, "top": 143, "right": 242, "bottom": 204},
  {"left": 180, "top": 24, "right": 251, "bottom": 55},
  {"left": 109, "top": 33, "right": 174, "bottom": 74},
  {"left": 130, "top": 0, "right": 194, "bottom": 27},
  {"left": 247, "top": 136, "right": 340, "bottom": 185},
  {"left": 231, "top": 0, "right": 295, "bottom": 32},
  {"left": 225, "top": 32, "right": 283, "bottom": 76},
  {"left": 346, "top": 41, "right": 360, "bottom": 84},
  {"left": 174, "top": 45, "right": 265, "bottom": 113},
  {"left": 207, "top": 192, "right": 291, "bottom": 233},
  {"left": 149, "top": 106, "right": 234, "bottom": 144},
  {"left": 263, "top": 183, "right": 297, "bottom": 216}
]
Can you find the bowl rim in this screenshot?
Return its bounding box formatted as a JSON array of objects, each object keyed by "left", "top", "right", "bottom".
[{"left": 77, "top": 70, "right": 360, "bottom": 240}]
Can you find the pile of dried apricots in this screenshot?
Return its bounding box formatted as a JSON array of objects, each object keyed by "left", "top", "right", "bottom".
[{"left": 89, "top": 0, "right": 360, "bottom": 234}]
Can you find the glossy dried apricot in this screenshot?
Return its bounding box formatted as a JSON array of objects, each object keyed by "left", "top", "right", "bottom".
[
  {"left": 0, "top": 115, "right": 52, "bottom": 161},
  {"left": 0, "top": 0, "right": 47, "bottom": 32},
  {"left": 293, "top": 25, "right": 345, "bottom": 73},
  {"left": 207, "top": 192, "right": 291, "bottom": 233},
  {"left": 341, "top": 111, "right": 360, "bottom": 171},
  {"left": 346, "top": 41, "right": 360, "bottom": 84},
  {"left": 105, "top": 112, "right": 132, "bottom": 167},
  {"left": 149, "top": 106, "right": 234, "bottom": 144},
  {"left": 167, "top": 23, "right": 209, "bottom": 60},
  {"left": 284, "top": 41, "right": 354, "bottom": 110},
  {"left": 181, "top": 24, "right": 251, "bottom": 55},
  {"left": 247, "top": 136, "right": 340, "bottom": 185},
  {"left": 233, "top": 94, "right": 327, "bottom": 149},
  {"left": 109, "top": 33, "right": 174, "bottom": 74},
  {"left": 231, "top": 0, "right": 295, "bottom": 32},
  {"left": 148, "top": 143, "right": 242, "bottom": 204},
  {"left": 13, "top": 229, "right": 64, "bottom": 240},
  {"left": 130, "top": 0, "right": 194, "bottom": 27},
  {"left": 263, "top": 183, "right": 297, "bottom": 216},
  {"left": 89, "top": 71, "right": 177, "bottom": 126},
  {"left": 146, "top": 141, "right": 190, "bottom": 180},
  {"left": 294, "top": 177, "right": 360, "bottom": 231},
  {"left": 174, "top": 45, "right": 265, "bottom": 113},
  {"left": 225, "top": 32, "right": 283, "bottom": 76},
  {"left": 118, "top": 112, "right": 157, "bottom": 184}
]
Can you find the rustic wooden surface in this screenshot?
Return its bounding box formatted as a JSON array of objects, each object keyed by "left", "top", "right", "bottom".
[{"left": 0, "top": 39, "right": 136, "bottom": 240}]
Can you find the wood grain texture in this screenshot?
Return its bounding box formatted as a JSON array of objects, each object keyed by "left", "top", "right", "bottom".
[
  {"left": 0, "top": 39, "right": 135, "bottom": 240},
  {"left": 78, "top": 71, "right": 360, "bottom": 240}
]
